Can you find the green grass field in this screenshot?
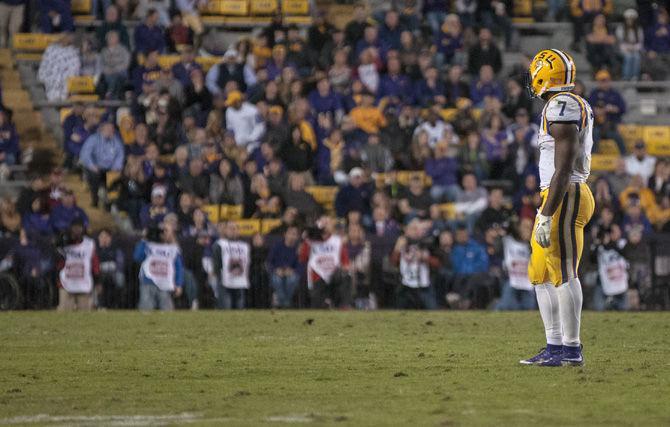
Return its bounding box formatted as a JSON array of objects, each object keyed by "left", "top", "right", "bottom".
[{"left": 1, "top": 311, "right": 669, "bottom": 426}]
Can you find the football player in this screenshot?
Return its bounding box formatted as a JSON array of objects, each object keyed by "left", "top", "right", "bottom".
[{"left": 521, "top": 49, "right": 596, "bottom": 366}]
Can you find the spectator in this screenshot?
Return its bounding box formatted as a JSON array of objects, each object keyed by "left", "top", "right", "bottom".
[
  {"left": 450, "top": 224, "right": 492, "bottom": 309},
  {"left": 206, "top": 49, "right": 247, "bottom": 96},
  {"left": 56, "top": 219, "right": 98, "bottom": 311},
  {"left": 470, "top": 65, "right": 504, "bottom": 106},
  {"left": 467, "top": 28, "right": 502, "bottom": 76},
  {"left": 0, "top": 0, "right": 24, "bottom": 48},
  {"left": 643, "top": 7, "right": 670, "bottom": 80},
  {"left": 308, "top": 77, "right": 343, "bottom": 123},
  {"left": 80, "top": 121, "right": 125, "bottom": 207},
  {"left": 134, "top": 0, "right": 170, "bottom": 27},
  {"left": 592, "top": 223, "right": 629, "bottom": 310},
  {"left": 0, "top": 109, "right": 19, "bottom": 165},
  {"left": 134, "top": 224, "right": 184, "bottom": 311},
  {"left": 454, "top": 172, "right": 488, "bottom": 232},
  {"left": 49, "top": 189, "right": 88, "bottom": 234},
  {"left": 224, "top": 90, "right": 265, "bottom": 153},
  {"left": 591, "top": 100, "right": 627, "bottom": 155},
  {"left": 178, "top": 157, "right": 210, "bottom": 203},
  {"left": 648, "top": 159, "right": 669, "bottom": 198},
  {"left": 213, "top": 221, "right": 251, "bottom": 309},
  {"left": 96, "top": 5, "right": 130, "bottom": 49},
  {"left": 283, "top": 173, "right": 321, "bottom": 222},
  {"left": 175, "top": 0, "right": 205, "bottom": 43},
  {"left": 625, "top": 141, "right": 656, "bottom": 183},
  {"left": 495, "top": 218, "right": 536, "bottom": 310},
  {"left": 425, "top": 141, "right": 459, "bottom": 202},
  {"left": 585, "top": 14, "right": 618, "bottom": 72},
  {"left": 475, "top": 187, "right": 512, "bottom": 235},
  {"left": 0, "top": 196, "right": 20, "bottom": 235},
  {"left": 113, "top": 156, "right": 148, "bottom": 229},
  {"left": 391, "top": 219, "right": 438, "bottom": 309},
  {"left": 9, "top": 228, "right": 47, "bottom": 308},
  {"left": 95, "top": 228, "right": 125, "bottom": 309},
  {"left": 132, "top": 49, "right": 161, "bottom": 95},
  {"left": 570, "top": 0, "right": 612, "bottom": 50},
  {"left": 398, "top": 175, "right": 433, "bottom": 220},
  {"left": 349, "top": 91, "right": 387, "bottom": 134},
  {"left": 22, "top": 196, "right": 51, "bottom": 239},
  {"left": 38, "top": 0, "right": 74, "bottom": 33},
  {"left": 37, "top": 33, "right": 80, "bottom": 101},
  {"left": 65, "top": 106, "right": 100, "bottom": 171},
  {"left": 299, "top": 215, "right": 351, "bottom": 308},
  {"left": 361, "top": 132, "right": 393, "bottom": 173},
  {"left": 134, "top": 8, "right": 166, "bottom": 54},
  {"left": 267, "top": 225, "right": 300, "bottom": 308},
  {"left": 414, "top": 66, "right": 446, "bottom": 107},
  {"left": 589, "top": 70, "right": 626, "bottom": 124},
  {"left": 100, "top": 30, "right": 131, "bottom": 100},
  {"left": 209, "top": 158, "right": 244, "bottom": 206},
  {"left": 617, "top": 9, "right": 644, "bottom": 81},
  {"left": 434, "top": 14, "right": 464, "bottom": 68}
]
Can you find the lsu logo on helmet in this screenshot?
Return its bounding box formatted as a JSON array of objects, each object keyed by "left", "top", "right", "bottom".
[{"left": 527, "top": 49, "right": 576, "bottom": 98}]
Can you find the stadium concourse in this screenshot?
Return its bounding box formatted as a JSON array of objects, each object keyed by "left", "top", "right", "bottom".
[{"left": 0, "top": 0, "right": 669, "bottom": 311}]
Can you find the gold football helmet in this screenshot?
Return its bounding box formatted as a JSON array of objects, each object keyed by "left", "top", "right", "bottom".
[{"left": 526, "top": 49, "right": 576, "bottom": 98}]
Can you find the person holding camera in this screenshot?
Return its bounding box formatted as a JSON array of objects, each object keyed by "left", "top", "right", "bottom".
[
  {"left": 56, "top": 218, "right": 99, "bottom": 311},
  {"left": 133, "top": 224, "right": 184, "bottom": 311},
  {"left": 299, "top": 215, "right": 352, "bottom": 309},
  {"left": 213, "top": 221, "right": 251, "bottom": 309}
]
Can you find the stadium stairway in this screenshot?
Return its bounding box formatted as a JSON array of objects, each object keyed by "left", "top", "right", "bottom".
[{"left": 1, "top": 47, "right": 113, "bottom": 230}]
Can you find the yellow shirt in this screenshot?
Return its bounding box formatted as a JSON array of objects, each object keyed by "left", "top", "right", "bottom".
[{"left": 350, "top": 106, "right": 387, "bottom": 134}]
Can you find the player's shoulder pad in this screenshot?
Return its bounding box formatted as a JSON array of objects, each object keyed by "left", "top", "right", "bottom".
[{"left": 544, "top": 92, "right": 585, "bottom": 128}]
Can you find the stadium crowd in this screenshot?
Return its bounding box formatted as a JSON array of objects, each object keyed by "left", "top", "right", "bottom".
[{"left": 0, "top": 0, "right": 669, "bottom": 311}]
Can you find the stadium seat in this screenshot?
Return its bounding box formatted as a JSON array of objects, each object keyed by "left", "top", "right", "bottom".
[
  {"left": 643, "top": 126, "right": 670, "bottom": 155},
  {"left": 440, "top": 108, "right": 457, "bottom": 122},
  {"left": 234, "top": 219, "right": 261, "bottom": 236},
  {"left": 618, "top": 124, "right": 642, "bottom": 145},
  {"left": 282, "top": 0, "right": 309, "bottom": 15},
  {"left": 12, "top": 33, "right": 60, "bottom": 61},
  {"left": 67, "top": 76, "right": 96, "bottom": 95},
  {"left": 69, "top": 94, "right": 100, "bottom": 102},
  {"left": 590, "top": 154, "right": 619, "bottom": 172},
  {"left": 596, "top": 139, "right": 620, "bottom": 155},
  {"left": 158, "top": 55, "right": 180, "bottom": 70},
  {"left": 71, "top": 0, "right": 91, "bottom": 14},
  {"left": 261, "top": 218, "right": 282, "bottom": 234},
  {"left": 195, "top": 56, "right": 221, "bottom": 72},
  {"left": 202, "top": 204, "right": 221, "bottom": 223},
  {"left": 305, "top": 186, "right": 339, "bottom": 210},
  {"left": 221, "top": 0, "right": 250, "bottom": 16},
  {"left": 221, "top": 204, "right": 244, "bottom": 220},
  {"left": 251, "top": 0, "right": 278, "bottom": 15},
  {"left": 438, "top": 203, "right": 457, "bottom": 220},
  {"left": 396, "top": 171, "right": 431, "bottom": 186}
]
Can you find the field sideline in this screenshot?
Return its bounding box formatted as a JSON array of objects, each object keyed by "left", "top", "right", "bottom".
[{"left": 1, "top": 311, "right": 669, "bottom": 426}]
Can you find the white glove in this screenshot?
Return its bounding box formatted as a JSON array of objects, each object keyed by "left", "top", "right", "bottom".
[{"left": 534, "top": 214, "right": 552, "bottom": 248}]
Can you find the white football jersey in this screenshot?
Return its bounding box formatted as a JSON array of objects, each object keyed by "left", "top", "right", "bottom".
[{"left": 537, "top": 92, "right": 593, "bottom": 189}]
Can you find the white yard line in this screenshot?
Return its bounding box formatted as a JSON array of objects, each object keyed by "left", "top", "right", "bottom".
[{"left": 0, "top": 413, "right": 232, "bottom": 426}]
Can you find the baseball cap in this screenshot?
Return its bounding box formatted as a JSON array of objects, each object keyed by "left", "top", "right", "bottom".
[
  {"left": 595, "top": 70, "right": 611, "bottom": 81},
  {"left": 225, "top": 90, "right": 243, "bottom": 106},
  {"left": 349, "top": 167, "right": 364, "bottom": 178},
  {"left": 151, "top": 185, "right": 167, "bottom": 198}
]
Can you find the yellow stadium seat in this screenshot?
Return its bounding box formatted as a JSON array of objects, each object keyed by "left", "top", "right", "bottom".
[
  {"left": 283, "top": 0, "right": 309, "bottom": 15},
  {"left": 618, "top": 124, "right": 642, "bottom": 145},
  {"left": 440, "top": 108, "right": 457, "bottom": 122},
  {"left": 513, "top": 0, "right": 533, "bottom": 16},
  {"left": 261, "top": 218, "right": 282, "bottom": 234},
  {"left": 203, "top": 0, "right": 223, "bottom": 13},
  {"left": 12, "top": 33, "right": 61, "bottom": 51},
  {"left": 647, "top": 139, "right": 670, "bottom": 156},
  {"left": 69, "top": 94, "right": 99, "bottom": 102},
  {"left": 305, "top": 186, "right": 339, "bottom": 206},
  {"left": 195, "top": 56, "right": 221, "bottom": 72},
  {"left": 201, "top": 205, "right": 221, "bottom": 223},
  {"left": 220, "top": 0, "right": 250, "bottom": 16},
  {"left": 158, "top": 55, "right": 180, "bottom": 70},
  {"left": 283, "top": 15, "right": 311, "bottom": 24},
  {"left": 596, "top": 139, "right": 620, "bottom": 155},
  {"left": 251, "top": 0, "right": 278, "bottom": 14},
  {"left": 234, "top": 219, "right": 261, "bottom": 236},
  {"left": 590, "top": 154, "right": 619, "bottom": 172},
  {"left": 67, "top": 76, "right": 96, "bottom": 94},
  {"left": 221, "top": 204, "right": 244, "bottom": 220},
  {"left": 159, "top": 154, "right": 175, "bottom": 164},
  {"left": 438, "top": 203, "right": 457, "bottom": 220},
  {"left": 397, "top": 171, "right": 429, "bottom": 186},
  {"left": 71, "top": 0, "right": 92, "bottom": 14},
  {"left": 643, "top": 126, "right": 670, "bottom": 152}
]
